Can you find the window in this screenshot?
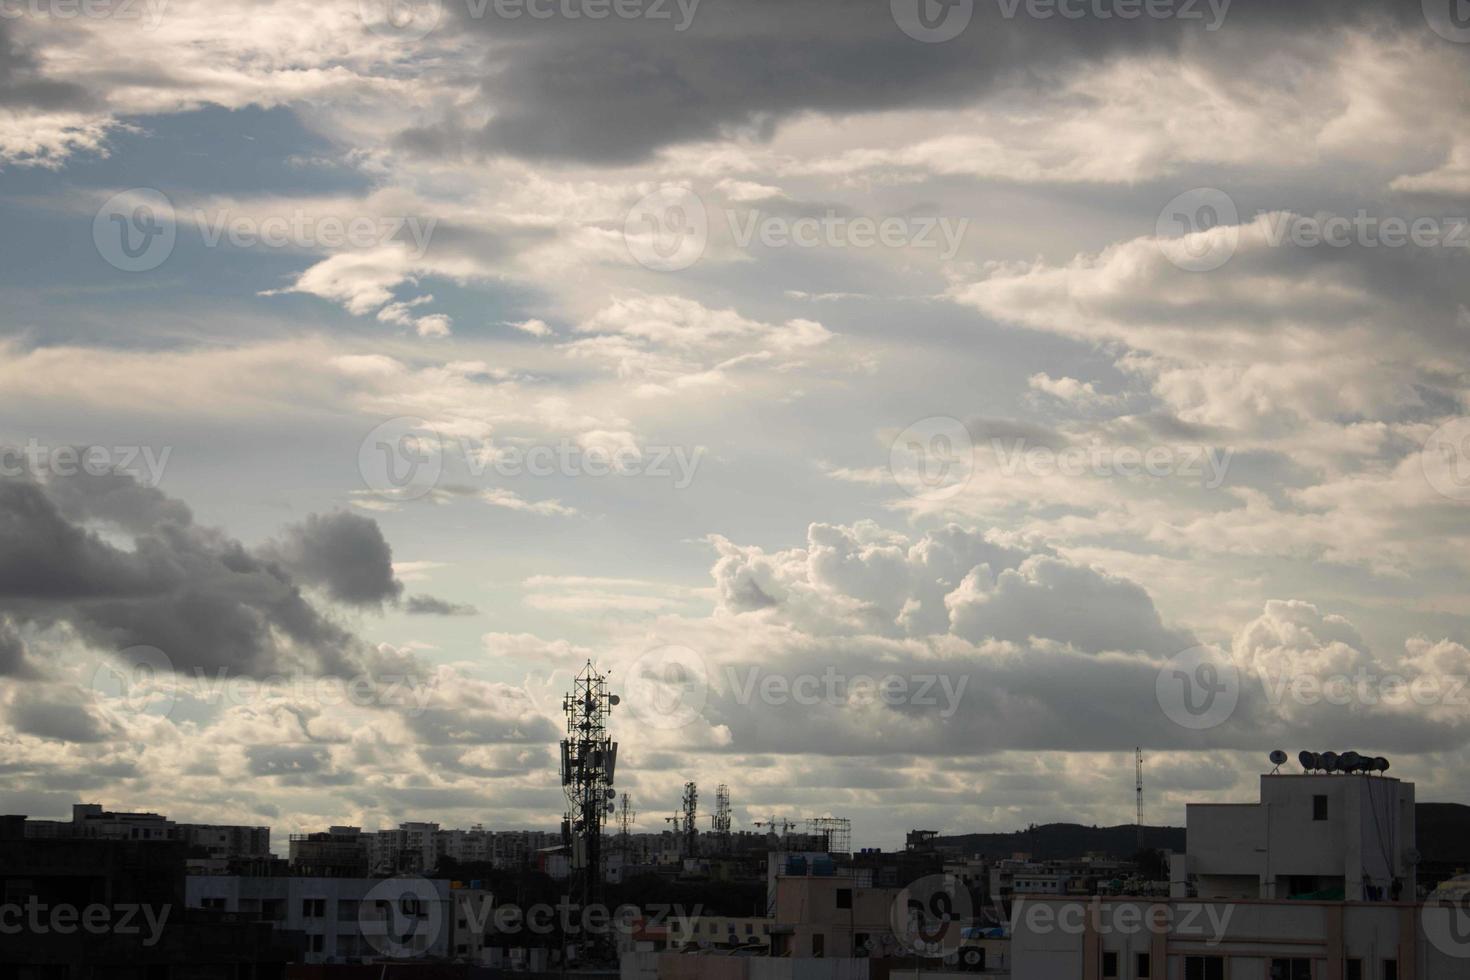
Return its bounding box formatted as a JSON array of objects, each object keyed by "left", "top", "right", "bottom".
[
  {"left": 1347, "top": 960, "right": 1362, "bottom": 980},
  {"left": 1102, "top": 951, "right": 1118, "bottom": 978},
  {"left": 1383, "top": 961, "right": 1398, "bottom": 980},
  {"left": 1271, "top": 958, "right": 1312, "bottom": 980},
  {"left": 302, "top": 898, "right": 326, "bottom": 918},
  {"left": 1137, "top": 953, "right": 1151, "bottom": 978},
  {"left": 308, "top": 934, "right": 324, "bottom": 953},
  {"left": 1186, "top": 955, "right": 1225, "bottom": 980},
  {"left": 812, "top": 934, "right": 825, "bottom": 958},
  {"left": 1313, "top": 795, "right": 1329, "bottom": 821},
  {"left": 836, "top": 888, "right": 852, "bottom": 910}
]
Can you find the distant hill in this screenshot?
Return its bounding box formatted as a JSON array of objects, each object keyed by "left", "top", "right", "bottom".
[
  {"left": 931, "top": 803, "right": 1470, "bottom": 869},
  {"left": 933, "top": 823, "right": 1184, "bottom": 861}
]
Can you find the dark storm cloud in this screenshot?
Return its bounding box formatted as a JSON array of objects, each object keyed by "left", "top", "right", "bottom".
[
  {"left": 262, "top": 512, "right": 404, "bottom": 608},
  {"left": 401, "top": 0, "right": 1432, "bottom": 164},
  {"left": 4, "top": 691, "right": 109, "bottom": 743},
  {"left": 405, "top": 594, "right": 479, "bottom": 616},
  {"left": 0, "top": 20, "right": 92, "bottom": 111},
  {"left": 0, "top": 618, "right": 41, "bottom": 678},
  {"left": 0, "top": 471, "right": 411, "bottom": 680}
]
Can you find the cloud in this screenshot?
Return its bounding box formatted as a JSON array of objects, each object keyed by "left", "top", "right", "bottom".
[
  {"left": 262, "top": 511, "right": 404, "bottom": 609},
  {"left": 404, "top": 595, "right": 478, "bottom": 616},
  {"left": 0, "top": 471, "right": 409, "bottom": 680}
]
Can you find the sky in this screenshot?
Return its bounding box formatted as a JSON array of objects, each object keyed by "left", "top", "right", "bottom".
[{"left": 1, "top": 0, "right": 1469, "bottom": 850}]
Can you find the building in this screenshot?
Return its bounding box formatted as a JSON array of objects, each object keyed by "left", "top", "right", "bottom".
[
  {"left": 667, "top": 914, "right": 773, "bottom": 951},
  {"left": 184, "top": 874, "right": 489, "bottom": 964},
  {"left": 288, "top": 827, "right": 370, "bottom": 877},
  {"left": 1184, "top": 773, "right": 1415, "bottom": 902},
  {"left": 1, "top": 815, "right": 300, "bottom": 977},
  {"left": 1011, "top": 894, "right": 1457, "bottom": 980},
  {"left": 769, "top": 873, "right": 900, "bottom": 959},
  {"left": 23, "top": 803, "right": 271, "bottom": 860}
]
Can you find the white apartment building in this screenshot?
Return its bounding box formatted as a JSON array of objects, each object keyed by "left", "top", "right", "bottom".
[
  {"left": 1184, "top": 774, "right": 1415, "bottom": 903},
  {"left": 1012, "top": 895, "right": 1457, "bottom": 980}
]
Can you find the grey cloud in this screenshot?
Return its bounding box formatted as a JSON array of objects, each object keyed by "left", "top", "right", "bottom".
[
  {"left": 405, "top": 594, "right": 479, "bottom": 616},
  {"left": 261, "top": 512, "right": 403, "bottom": 608},
  {"left": 0, "top": 618, "right": 41, "bottom": 679},
  {"left": 4, "top": 691, "right": 109, "bottom": 743},
  {"left": 0, "top": 20, "right": 92, "bottom": 111},
  {"left": 0, "top": 472, "right": 396, "bottom": 680},
  {"left": 404, "top": 0, "right": 1430, "bottom": 164}
]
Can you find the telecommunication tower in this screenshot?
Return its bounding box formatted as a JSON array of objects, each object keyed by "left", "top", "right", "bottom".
[{"left": 560, "top": 662, "right": 618, "bottom": 914}]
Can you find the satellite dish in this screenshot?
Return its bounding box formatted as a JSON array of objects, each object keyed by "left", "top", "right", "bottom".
[
  {"left": 1320, "top": 752, "right": 1340, "bottom": 772},
  {"left": 1298, "top": 751, "right": 1317, "bottom": 772},
  {"left": 606, "top": 789, "right": 617, "bottom": 800},
  {"left": 1340, "top": 751, "right": 1363, "bottom": 773},
  {"left": 609, "top": 695, "right": 621, "bottom": 706},
  {"left": 1270, "top": 750, "right": 1288, "bottom": 766}
]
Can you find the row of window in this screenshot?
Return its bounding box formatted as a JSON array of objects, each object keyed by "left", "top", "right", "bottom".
[{"left": 1102, "top": 953, "right": 1395, "bottom": 980}]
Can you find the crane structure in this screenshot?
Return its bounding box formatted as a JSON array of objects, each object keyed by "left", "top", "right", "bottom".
[{"left": 560, "top": 662, "right": 618, "bottom": 920}]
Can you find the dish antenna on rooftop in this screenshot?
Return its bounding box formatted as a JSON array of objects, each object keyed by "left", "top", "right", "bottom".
[
  {"left": 1269, "top": 749, "right": 1288, "bottom": 773},
  {"left": 1298, "top": 750, "right": 1319, "bottom": 772}
]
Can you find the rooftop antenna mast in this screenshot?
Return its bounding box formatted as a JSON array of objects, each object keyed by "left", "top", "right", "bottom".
[
  {"left": 681, "top": 782, "right": 699, "bottom": 858},
  {"left": 1135, "top": 748, "right": 1144, "bottom": 853},
  {"left": 618, "top": 793, "right": 636, "bottom": 861}
]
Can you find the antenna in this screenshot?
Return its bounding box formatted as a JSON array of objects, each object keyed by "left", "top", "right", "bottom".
[
  {"left": 560, "top": 660, "right": 617, "bottom": 951},
  {"left": 1135, "top": 748, "right": 1144, "bottom": 853},
  {"left": 711, "top": 785, "right": 731, "bottom": 855},
  {"left": 681, "top": 782, "right": 699, "bottom": 858},
  {"left": 618, "top": 793, "right": 637, "bottom": 861},
  {"left": 1269, "top": 749, "right": 1287, "bottom": 773}
]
